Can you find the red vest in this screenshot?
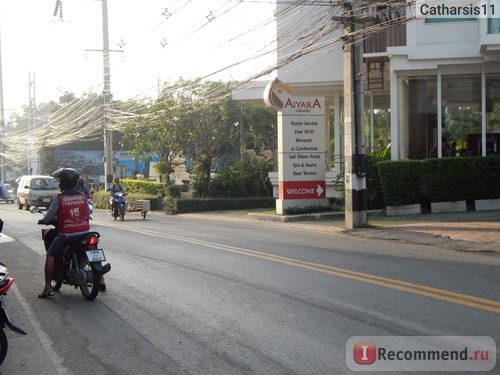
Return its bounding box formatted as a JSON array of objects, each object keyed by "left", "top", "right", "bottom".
[{"left": 57, "top": 193, "right": 90, "bottom": 234}]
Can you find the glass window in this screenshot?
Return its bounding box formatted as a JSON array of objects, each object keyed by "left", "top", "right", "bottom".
[
  {"left": 364, "top": 94, "right": 390, "bottom": 153},
  {"left": 30, "top": 178, "right": 59, "bottom": 190},
  {"left": 485, "top": 74, "right": 500, "bottom": 155},
  {"left": 329, "top": 97, "right": 344, "bottom": 172},
  {"left": 441, "top": 75, "right": 481, "bottom": 156},
  {"left": 488, "top": 0, "right": 500, "bottom": 33},
  {"left": 486, "top": 74, "right": 500, "bottom": 133},
  {"left": 400, "top": 76, "right": 437, "bottom": 159}
]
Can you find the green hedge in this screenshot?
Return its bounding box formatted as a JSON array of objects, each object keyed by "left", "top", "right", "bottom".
[
  {"left": 378, "top": 156, "right": 500, "bottom": 206},
  {"left": 120, "top": 180, "right": 164, "bottom": 195},
  {"left": 378, "top": 160, "right": 423, "bottom": 206},
  {"left": 92, "top": 190, "right": 163, "bottom": 211},
  {"left": 164, "top": 197, "right": 275, "bottom": 215},
  {"left": 421, "top": 158, "right": 478, "bottom": 202},
  {"left": 93, "top": 186, "right": 275, "bottom": 214}
]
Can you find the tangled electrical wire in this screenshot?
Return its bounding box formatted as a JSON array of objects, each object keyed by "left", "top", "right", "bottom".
[{"left": 1, "top": 0, "right": 413, "bottom": 169}]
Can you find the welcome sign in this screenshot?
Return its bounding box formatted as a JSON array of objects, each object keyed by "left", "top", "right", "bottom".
[
  {"left": 264, "top": 79, "right": 329, "bottom": 214},
  {"left": 279, "top": 95, "right": 326, "bottom": 199}
]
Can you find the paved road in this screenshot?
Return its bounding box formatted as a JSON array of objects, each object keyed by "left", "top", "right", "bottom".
[{"left": 0, "top": 205, "right": 498, "bottom": 374}]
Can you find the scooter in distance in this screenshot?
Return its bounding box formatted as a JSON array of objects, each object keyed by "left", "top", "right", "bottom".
[
  {"left": 0, "top": 259, "right": 27, "bottom": 365},
  {"left": 109, "top": 192, "right": 126, "bottom": 221},
  {"left": 31, "top": 207, "right": 111, "bottom": 300}
]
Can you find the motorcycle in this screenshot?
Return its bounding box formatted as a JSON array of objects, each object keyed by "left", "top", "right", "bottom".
[
  {"left": 0, "top": 262, "right": 27, "bottom": 365},
  {"left": 109, "top": 192, "right": 126, "bottom": 221},
  {"left": 31, "top": 207, "right": 111, "bottom": 301}
]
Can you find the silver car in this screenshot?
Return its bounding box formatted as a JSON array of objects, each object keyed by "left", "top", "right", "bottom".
[
  {"left": 0, "top": 183, "right": 14, "bottom": 204},
  {"left": 16, "top": 175, "right": 59, "bottom": 210}
]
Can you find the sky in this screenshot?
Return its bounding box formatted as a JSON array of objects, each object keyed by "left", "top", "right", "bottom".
[{"left": 0, "top": 0, "right": 277, "bottom": 119}]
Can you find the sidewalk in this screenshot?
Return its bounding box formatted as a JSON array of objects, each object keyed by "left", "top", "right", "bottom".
[
  {"left": 186, "top": 208, "right": 500, "bottom": 254},
  {"left": 348, "top": 210, "right": 500, "bottom": 254}
]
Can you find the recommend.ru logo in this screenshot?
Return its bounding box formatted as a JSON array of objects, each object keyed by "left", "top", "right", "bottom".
[{"left": 346, "top": 336, "right": 496, "bottom": 372}]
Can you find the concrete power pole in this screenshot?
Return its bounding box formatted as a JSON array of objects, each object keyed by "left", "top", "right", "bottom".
[
  {"left": 343, "top": 1, "right": 367, "bottom": 229},
  {"left": 102, "top": 0, "right": 113, "bottom": 185},
  {"left": 28, "top": 73, "right": 36, "bottom": 175},
  {"left": 0, "top": 28, "right": 5, "bottom": 181},
  {"left": 52, "top": 0, "right": 114, "bottom": 183},
  {"left": 81, "top": 0, "right": 121, "bottom": 185}
]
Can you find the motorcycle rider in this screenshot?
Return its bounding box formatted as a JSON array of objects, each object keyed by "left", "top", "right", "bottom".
[
  {"left": 77, "top": 178, "right": 93, "bottom": 199},
  {"left": 77, "top": 178, "right": 94, "bottom": 216},
  {"left": 37, "top": 168, "right": 91, "bottom": 298},
  {"left": 107, "top": 177, "right": 126, "bottom": 213}
]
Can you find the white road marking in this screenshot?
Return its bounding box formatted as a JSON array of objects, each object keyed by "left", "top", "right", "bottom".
[{"left": 11, "top": 284, "right": 74, "bottom": 375}]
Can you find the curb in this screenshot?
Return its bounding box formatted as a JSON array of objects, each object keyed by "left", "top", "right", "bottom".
[{"left": 248, "top": 211, "right": 343, "bottom": 222}]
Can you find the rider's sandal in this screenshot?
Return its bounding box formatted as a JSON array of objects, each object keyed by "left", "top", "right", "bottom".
[{"left": 37, "top": 291, "right": 55, "bottom": 298}]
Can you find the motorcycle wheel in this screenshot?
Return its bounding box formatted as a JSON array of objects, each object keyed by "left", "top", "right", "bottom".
[
  {"left": 119, "top": 206, "right": 125, "bottom": 221},
  {"left": 79, "top": 258, "right": 100, "bottom": 301},
  {"left": 0, "top": 328, "right": 7, "bottom": 366}
]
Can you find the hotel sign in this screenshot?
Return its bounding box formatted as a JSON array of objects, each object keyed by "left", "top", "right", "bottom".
[{"left": 264, "top": 79, "right": 326, "bottom": 201}]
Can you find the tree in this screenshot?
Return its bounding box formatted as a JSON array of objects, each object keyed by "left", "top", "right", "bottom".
[
  {"left": 123, "top": 95, "right": 186, "bottom": 184},
  {"left": 227, "top": 101, "right": 277, "bottom": 162},
  {"left": 123, "top": 78, "right": 276, "bottom": 196},
  {"left": 181, "top": 82, "right": 234, "bottom": 196}
]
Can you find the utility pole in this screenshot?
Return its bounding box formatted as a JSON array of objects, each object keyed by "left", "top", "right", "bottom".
[
  {"left": 83, "top": 0, "right": 122, "bottom": 185},
  {"left": 343, "top": 0, "right": 367, "bottom": 229},
  {"left": 28, "top": 73, "right": 36, "bottom": 175},
  {"left": 239, "top": 120, "right": 244, "bottom": 162},
  {"left": 53, "top": 0, "right": 123, "bottom": 184},
  {"left": 0, "top": 28, "right": 5, "bottom": 180},
  {"left": 102, "top": 0, "right": 113, "bottom": 185}
]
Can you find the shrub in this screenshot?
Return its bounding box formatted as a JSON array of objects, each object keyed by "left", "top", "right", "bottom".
[
  {"left": 121, "top": 179, "right": 164, "bottom": 195},
  {"left": 165, "top": 183, "right": 181, "bottom": 198},
  {"left": 164, "top": 197, "right": 275, "bottom": 214},
  {"left": 378, "top": 156, "right": 500, "bottom": 206},
  {"left": 421, "top": 158, "right": 477, "bottom": 202},
  {"left": 191, "top": 155, "right": 273, "bottom": 198},
  {"left": 480, "top": 156, "right": 500, "bottom": 199},
  {"left": 378, "top": 160, "right": 423, "bottom": 206},
  {"left": 366, "top": 147, "right": 390, "bottom": 209},
  {"left": 209, "top": 166, "right": 246, "bottom": 198}
]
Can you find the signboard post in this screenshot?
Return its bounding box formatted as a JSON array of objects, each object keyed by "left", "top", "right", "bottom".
[{"left": 265, "top": 80, "right": 329, "bottom": 215}]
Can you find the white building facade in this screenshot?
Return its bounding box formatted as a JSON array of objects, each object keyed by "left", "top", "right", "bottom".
[
  {"left": 389, "top": 5, "right": 500, "bottom": 160},
  {"left": 233, "top": 1, "right": 500, "bottom": 188}
]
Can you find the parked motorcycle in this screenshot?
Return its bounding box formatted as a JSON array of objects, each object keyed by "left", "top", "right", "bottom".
[
  {"left": 0, "top": 262, "right": 27, "bottom": 366},
  {"left": 30, "top": 207, "right": 111, "bottom": 301},
  {"left": 109, "top": 192, "right": 126, "bottom": 221}
]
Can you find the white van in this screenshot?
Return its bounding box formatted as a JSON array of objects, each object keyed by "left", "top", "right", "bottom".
[{"left": 16, "top": 175, "right": 59, "bottom": 210}]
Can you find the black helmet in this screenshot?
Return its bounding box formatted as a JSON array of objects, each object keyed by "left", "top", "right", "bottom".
[{"left": 52, "top": 168, "right": 80, "bottom": 190}]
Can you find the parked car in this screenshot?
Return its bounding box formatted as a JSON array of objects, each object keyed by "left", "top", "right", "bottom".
[
  {"left": 0, "top": 183, "right": 14, "bottom": 204},
  {"left": 15, "top": 175, "right": 59, "bottom": 210}
]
